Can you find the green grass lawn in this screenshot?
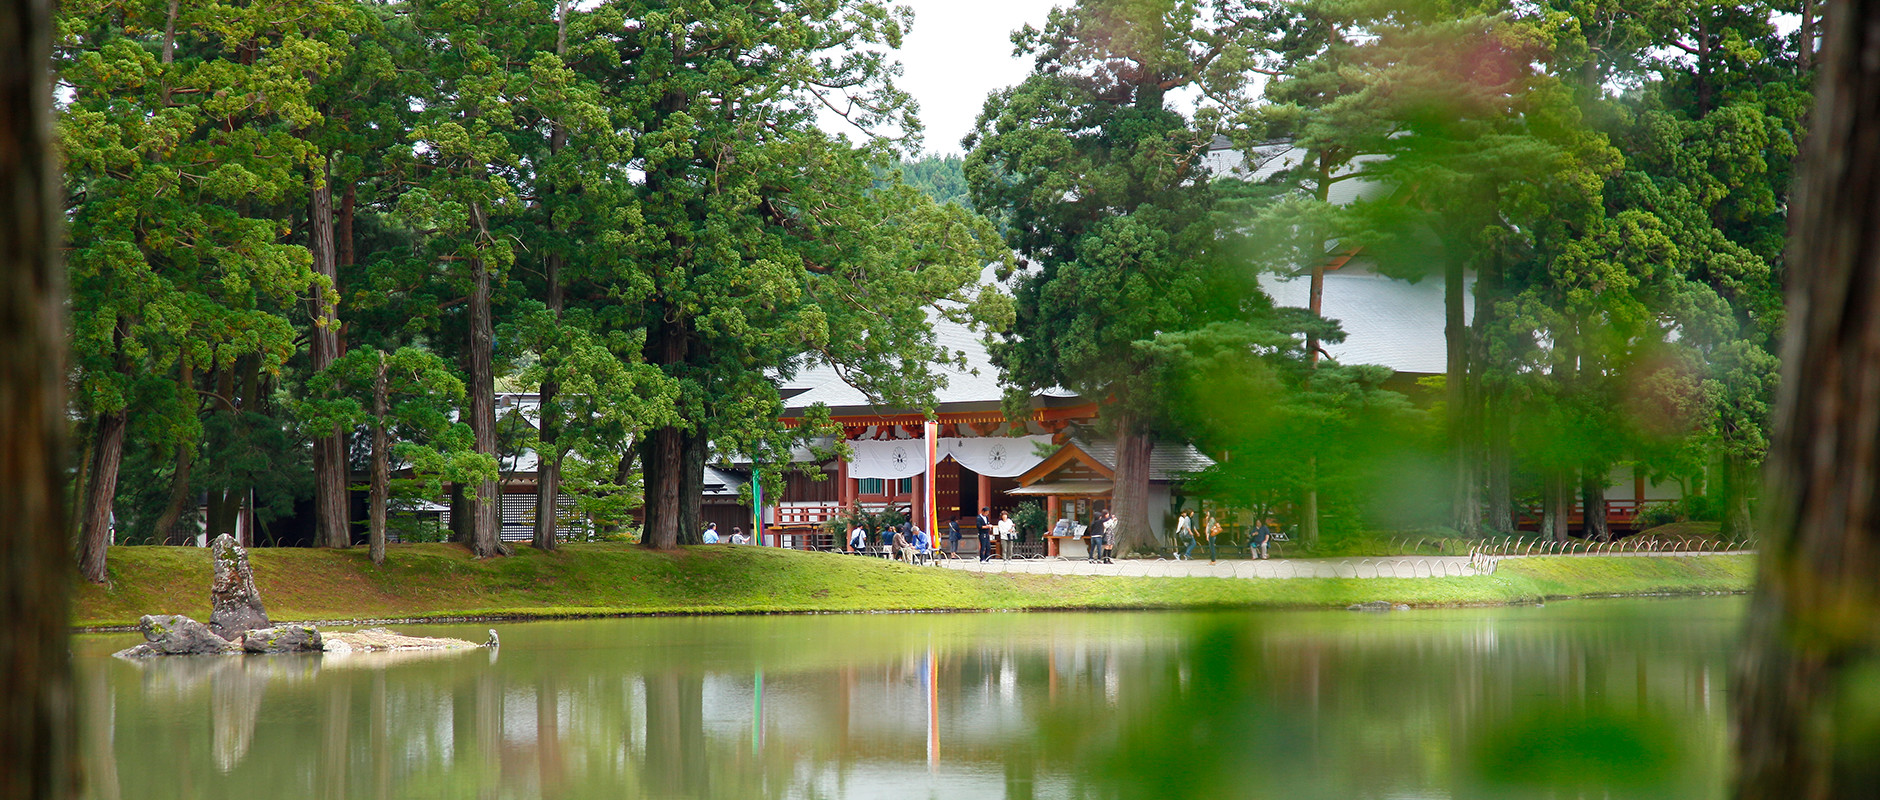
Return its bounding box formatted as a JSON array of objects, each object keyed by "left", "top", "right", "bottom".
[{"left": 71, "top": 543, "right": 1756, "bottom": 628}]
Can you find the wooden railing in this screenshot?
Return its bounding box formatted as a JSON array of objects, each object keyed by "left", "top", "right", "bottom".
[{"left": 1513, "top": 498, "right": 1677, "bottom": 531}]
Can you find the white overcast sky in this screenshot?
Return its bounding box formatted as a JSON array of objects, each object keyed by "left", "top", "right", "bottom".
[{"left": 890, "top": 0, "right": 1065, "bottom": 155}]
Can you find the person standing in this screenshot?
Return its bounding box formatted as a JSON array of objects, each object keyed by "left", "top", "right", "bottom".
[
  {"left": 996, "top": 510, "right": 1017, "bottom": 561},
  {"left": 1101, "top": 511, "right": 1118, "bottom": 564},
  {"left": 848, "top": 520, "right": 867, "bottom": 553},
  {"left": 701, "top": 522, "right": 720, "bottom": 544},
  {"left": 1204, "top": 511, "right": 1221, "bottom": 564},
  {"left": 947, "top": 516, "right": 962, "bottom": 555},
  {"left": 1086, "top": 510, "right": 1107, "bottom": 564},
  {"left": 976, "top": 506, "right": 993, "bottom": 562},
  {"left": 1175, "top": 509, "right": 1196, "bottom": 560},
  {"left": 730, "top": 527, "right": 751, "bottom": 545}
]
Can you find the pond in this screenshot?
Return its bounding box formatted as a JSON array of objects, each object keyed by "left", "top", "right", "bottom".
[{"left": 73, "top": 597, "right": 1742, "bottom": 800}]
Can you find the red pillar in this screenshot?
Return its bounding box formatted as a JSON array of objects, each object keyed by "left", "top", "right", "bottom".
[
  {"left": 1046, "top": 494, "right": 1060, "bottom": 556},
  {"left": 977, "top": 472, "right": 993, "bottom": 518}
]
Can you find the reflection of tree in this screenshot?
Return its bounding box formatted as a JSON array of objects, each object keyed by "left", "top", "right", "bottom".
[{"left": 643, "top": 671, "right": 706, "bottom": 797}]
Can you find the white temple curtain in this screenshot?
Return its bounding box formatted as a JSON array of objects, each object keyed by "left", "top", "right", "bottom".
[
  {"left": 847, "top": 435, "right": 1056, "bottom": 480},
  {"left": 938, "top": 434, "right": 1055, "bottom": 478}
]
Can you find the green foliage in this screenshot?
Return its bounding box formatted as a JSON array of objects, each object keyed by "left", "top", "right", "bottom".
[
  {"left": 889, "top": 154, "right": 973, "bottom": 209},
  {"left": 1013, "top": 500, "right": 1048, "bottom": 541}
]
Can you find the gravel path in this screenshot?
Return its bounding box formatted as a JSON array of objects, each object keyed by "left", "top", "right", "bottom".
[{"left": 930, "top": 550, "right": 1750, "bottom": 579}]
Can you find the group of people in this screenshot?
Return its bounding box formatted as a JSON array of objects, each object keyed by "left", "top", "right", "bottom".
[
  {"left": 700, "top": 523, "right": 753, "bottom": 545},
  {"left": 846, "top": 518, "right": 938, "bottom": 563},
  {"left": 1172, "top": 510, "right": 1276, "bottom": 563}
]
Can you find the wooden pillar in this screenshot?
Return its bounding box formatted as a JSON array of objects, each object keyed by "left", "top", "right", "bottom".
[
  {"left": 977, "top": 472, "right": 992, "bottom": 517},
  {"left": 1046, "top": 495, "right": 1060, "bottom": 556},
  {"left": 836, "top": 458, "right": 852, "bottom": 510}
]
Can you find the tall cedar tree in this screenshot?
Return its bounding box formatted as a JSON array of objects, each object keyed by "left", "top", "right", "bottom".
[
  {"left": 967, "top": 0, "right": 1272, "bottom": 554},
  {"left": 605, "top": 0, "right": 1007, "bottom": 550},
  {"left": 0, "top": 0, "right": 76, "bottom": 790},
  {"left": 1734, "top": 0, "right": 1880, "bottom": 791},
  {"left": 58, "top": 0, "right": 336, "bottom": 577}
]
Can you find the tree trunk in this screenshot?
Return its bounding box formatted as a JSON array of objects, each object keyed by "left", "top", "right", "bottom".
[
  {"left": 1301, "top": 458, "right": 1321, "bottom": 549},
  {"left": 466, "top": 203, "right": 500, "bottom": 558},
  {"left": 308, "top": 158, "right": 349, "bottom": 549},
  {"left": 640, "top": 427, "right": 684, "bottom": 549},
  {"left": 1720, "top": 451, "right": 1756, "bottom": 539},
  {"left": 1581, "top": 470, "right": 1610, "bottom": 542},
  {"left": 369, "top": 353, "right": 388, "bottom": 565},
  {"left": 448, "top": 483, "right": 469, "bottom": 543},
  {"left": 1444, "top": 250, "right": 1481, "bottom": 536},
  {"left": 77, "top": 411, "right": 125, "bottom": 583},
  {"left": 152, "top": 439, "right": 196, "bottom": 545},
  {"left": 678, "top": 427, "right": 706, "bottom": 545},
  {"left": 1110, "top": 415, "right": 1156, "bottom": 554},
  {"left": 1485, "top": 383, "right": 1513, "bottom": 535},
  {"left": 532, "top": 254, "right": 564, "bottom": 551},
  {"left": 1736, "top": 1, "right": 1880, "bottom": 792},
  {"left": 639, "top": 311, "right": 693, "bottom": 550},
  {"left": 0, "top": 0, "right": 78, "bottom": 779}
]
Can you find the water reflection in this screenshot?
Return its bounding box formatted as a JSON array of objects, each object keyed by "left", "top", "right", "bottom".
[{"left": 74, "top": 599, "right": 1741, "bottom": 799}]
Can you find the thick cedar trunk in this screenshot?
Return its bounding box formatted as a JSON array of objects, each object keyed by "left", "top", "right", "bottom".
[
  {"left": 1110, "top": 414, "right": 1156, "bottom": 554},
  {"left": 309, "top": 160, "right": 349, "bottom": 548},
  {"left": 0, "top": 0, "right": 77, "bottom": 784},
  {"left": 1444, "top": 250, "right": 1481, "bottom": 536},
  {"left": 640, "top": 311, "right": 693, "bottom": 550},
  {"left": 467, "top": 235, "right": 500, "bottom": 557},
  {"left": 1735, "top": 1, "right": 1880, "bottom": 792},
  {"left": 368, "top": 354, "right": 388, "bottom": 565},
  {"left": 640, "top": 427, "right": 684, "bottom": 549},
  {"left": 1581, "top": 472, "right": 1610, "bottom": 542},
  {"left": 679, "top": 427, "right": 706, "bottom": 545},
  {"left": 78, "top": 411, "right": 124, "bottom": 583},
  {"left": 1543, "top": 468, "right": 1571, "bottom": 544}
]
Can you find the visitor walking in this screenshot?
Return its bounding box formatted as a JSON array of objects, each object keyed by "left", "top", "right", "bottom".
[
  {"left": 1249, "top": 519, "right": 1272, "bottom": 560},
  {"left": 1102, "top": 512, "right": 1118, "bottom": 564},
  {"left": 977, "top": 507, "right": 993, "bottom": 562},
  {"left": 1175, "top": 509, "right": 1196, "bottom": 560},
  {"left": 729, "top": 527, "right": 751, "bottom": 545},
  {"left": 848, "top": 521, "right": 867, "bottom": 553},
  {"left": 1204, "top": 512, "right": 1221, "bottom": 564},
  {"left": 996, "top": 510, "right": 1017, "bottom": 562},
  {"left": 1087, "top": 511, "right": 1108, "bottom": 564},
  {"left": 947, "top": 516, "right": 962, "bottom": 555},
  {"left": 702, "top": 522, "right": 720, "bottom": 544}
]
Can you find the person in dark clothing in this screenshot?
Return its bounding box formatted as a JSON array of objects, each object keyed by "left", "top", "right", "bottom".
[
  {"left": 976, "top": 506, "right": 993, "bottom": 562},
  {"left": 947, "top": 517, "right": 962, "bottom": 555},
  {"left": 1087, "top": 511, "right": 1108, "bottom": 563}
]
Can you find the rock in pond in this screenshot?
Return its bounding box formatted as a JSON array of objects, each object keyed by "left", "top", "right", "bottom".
[
  {"left": 208, "top": 534, "right": 270, "bottom": 641},
  {"left": 240, "top": 625, "right": 324, "bottom": 654},
  {"left": 115, "top": 615, "right": 241, "bottom": 658},
  {"left": 322, "top": 628, "right": 480, "bottom": 654}
]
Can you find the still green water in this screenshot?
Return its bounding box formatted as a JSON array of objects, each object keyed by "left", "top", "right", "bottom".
[{"left": 73, "top": 597, "right": 1742, "bottom": 800}]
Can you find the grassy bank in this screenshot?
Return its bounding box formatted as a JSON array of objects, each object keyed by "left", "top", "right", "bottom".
[{"left": 71, "top": 544, "right": 1755, "bottom": 628}]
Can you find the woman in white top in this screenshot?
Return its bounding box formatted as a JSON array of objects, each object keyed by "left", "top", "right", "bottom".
[{"left": 995, "top": 511, "right": 1017, "bottom": 561}]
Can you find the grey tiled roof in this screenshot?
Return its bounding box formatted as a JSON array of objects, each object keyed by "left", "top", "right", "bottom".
[
  {"left": 1068, "top": 437, "right": 1215, "bottom": 482},
  {"left": 1260, "top": 264, "right": 1471, "bottom": 376}
]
